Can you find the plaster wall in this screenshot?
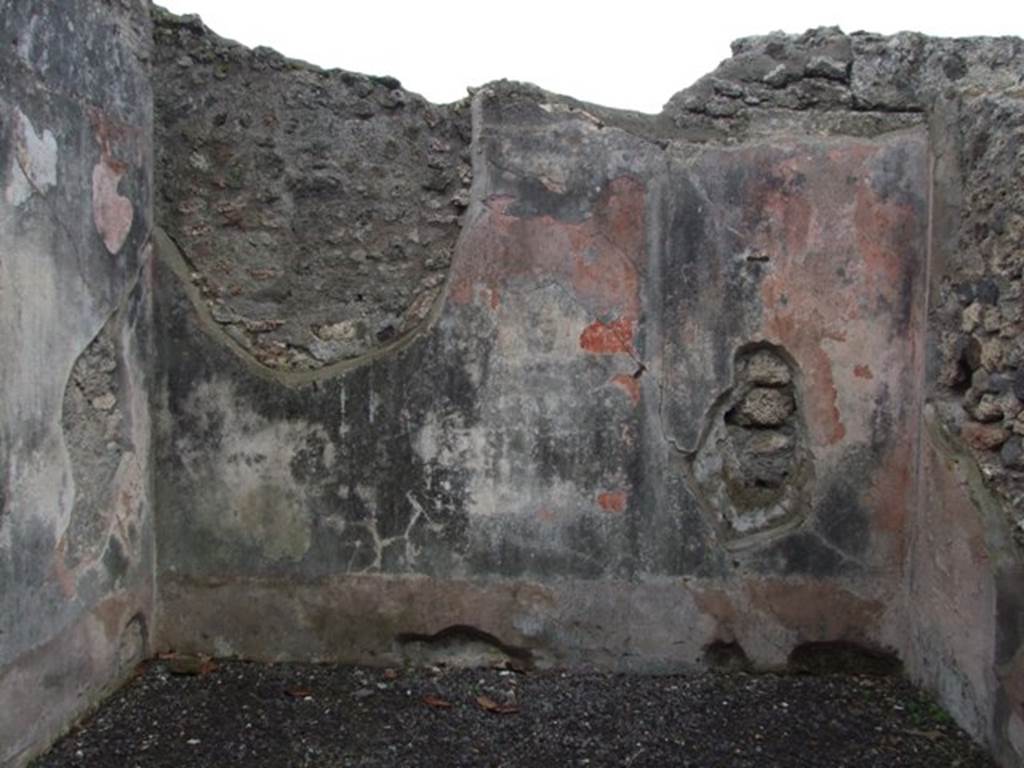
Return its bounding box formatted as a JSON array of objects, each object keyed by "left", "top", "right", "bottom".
[
  {"left": 152, "top": 18, "right": 926, "bottom": 676},
  {"left": 2, "top": 5, "right": 1024, "bottom": 767},
  {"left": 148, "top": 15, "right": 1024, "bottom": 766},
  {"left": 0, "top": 2, "right": 155, "bottom": 764}
]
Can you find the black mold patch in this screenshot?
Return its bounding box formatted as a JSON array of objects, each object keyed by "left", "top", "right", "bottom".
[
  {"left": 869, "top": 143, "right": 920, "bottom": 207},
  {"left": 288, "top": 430, "right": 332, "bottom": 485},
  {"left": 0, "top": 437, "right": 8, "bottom": 533},
  {"left": 307, "top": 517, "right": 378, "bottom": 574},
  {"left": 994, "top": 565, "right": 1024, "bottom": 666},
  {"left": 869, "top": 383, "right": 895, "bottom": 457},
  {"left": 636, "top": 473, "right": 723, "bottom": 578},
  {"left": 500, "top": 172, "right": 596, "bottom": 222},
  {"left": 816, "top": 476, "right": 871, "bottom": 559},
  {"left": 0, "top": 102, "right": 12, "bottom": 192},
  {"left": 659, "top": 164, "right": 785, "bottom": 451},
  {"left": 154, "top": 261, "right": 479, "bottom": 578},
  {"left": 102, "top": 536, "right": 128, "bottom": 584},
  {"left": 747, "top": 531, "right": 851, "bottom": 577}
]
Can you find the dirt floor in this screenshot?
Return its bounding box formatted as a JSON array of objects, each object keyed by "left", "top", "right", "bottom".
[{"left": 33, "top": 659, "right": 996, "bottom": 767}]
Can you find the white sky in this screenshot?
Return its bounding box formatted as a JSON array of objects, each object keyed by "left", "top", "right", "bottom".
[{"left": 156, "top": 0, "right": 1024, "bottom": 114}]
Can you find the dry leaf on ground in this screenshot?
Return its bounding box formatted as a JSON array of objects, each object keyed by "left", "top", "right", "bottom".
[{"left": 476, "top": 695, "right": 519, "bottom": 714}]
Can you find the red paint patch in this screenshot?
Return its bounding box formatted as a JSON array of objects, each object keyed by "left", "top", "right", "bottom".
[
  {"left": 473, "top": 285, "right": 501, "bottom": 311},
  {"left": 751, "top": 159, "right": 812, "bottom": 260},
  {"left": 88, "top": 108, "right": 138, "bottom": 255},
  {"left": 580, "top": 317, "right": 635, "bottom": 355},
  {"left": 865, "top": 437, "right": 912, "bottom": 555},
  {"left": 449, "top": 178, "right": 645, "bottom": 328},
  {"left": 854, "top": 180, "right": 914, "bottom": 293},
  {"left": 611, "top": 374, "right": 641, "bottom": 404},
  {"left": 597, "top": 490, "right": 627, "bottom": 513},
  {"left": 93, "top": 159, "right": 133, "bottom": 254},
  {"left": 853, "top": 364, "right": 874, "bottom": 380},
  {"left": 747, "top": 141, "right": 924, "bottom": 450}
]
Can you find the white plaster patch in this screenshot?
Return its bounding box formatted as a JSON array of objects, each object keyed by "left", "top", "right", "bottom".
[
  {"left": 0, "top": 229, "right": 74, "bottom": 545},
  {"left": 415, "top": 409, "right": 480, "bottom": 468},
  {"left": 511, "top": 612, "right": 545, "bottom": 638},
  {"left": 188, "top": 151, "right": 210, "bottom": 171},
  {"left": 414, "top": 408, "right": 493, "bottom": 515},
  {"left": 493, "top": 284, "right": 587, "bottom": 362},
  {"left": 4, "top": 108, "right": 58, "bottom": 206},
  {"left": 92, "top": 160, "right": 133, "bottom": 254},
  {"left": 212, "top": 636, "right": 238, "bottom": 659},
  {"left": 318, "top": 319, "right": 359, "bottom": 341},
  {"left": 176, "top": 379, "right": 331, "bottom": 562}
]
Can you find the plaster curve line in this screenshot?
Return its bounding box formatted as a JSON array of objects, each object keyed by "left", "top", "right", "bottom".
[
  {"left": 154, "top": 226, "right": 458, "bottom": 389},
  {"left": 151, "top": 93, "right": 500, "bottom": 390}
]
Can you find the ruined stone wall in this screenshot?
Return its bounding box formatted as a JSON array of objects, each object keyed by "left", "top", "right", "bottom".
[
  {"left": 911, "top": 59, "right": 1024, "bottom": 768},
  {"left": 669, "top": 28, "right": 1024, "bottom": 766},
  {"left": 151, "top": 12, "right": 923, "bottom": 672},
  {"left": 3, "top": 3, "right": 1024, "bottom": 766},
  {"left": 0, "top": 2, "right": 155, "bottom": 765},
  {"left": 153, "top": 9, "right": 471, "bottom": 370},
  {"left": 147, "top": 16, "right": 1024, "bottom": 767}
]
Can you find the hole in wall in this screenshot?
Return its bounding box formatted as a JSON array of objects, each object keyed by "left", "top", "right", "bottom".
[
  {"left": 395, "top": 625, "right": 533, "bottom": 670},
  {"left": 703, "top": 640, "right": 751, "bottom": 671},
  {"left": 691, "top": 340, "right": 814, "bottom": 546},
  {"left": 787, "top": 641, "right": 902, "bottom": 677}
]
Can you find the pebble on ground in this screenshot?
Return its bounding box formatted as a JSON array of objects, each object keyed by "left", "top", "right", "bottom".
[{"left": 33, "top": 660, "right": 996, "bottom": 768}]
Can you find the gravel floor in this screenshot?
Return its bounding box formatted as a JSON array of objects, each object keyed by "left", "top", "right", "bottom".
[{"left": 34, "top": 659, "right": 996, "bottom": 767}]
